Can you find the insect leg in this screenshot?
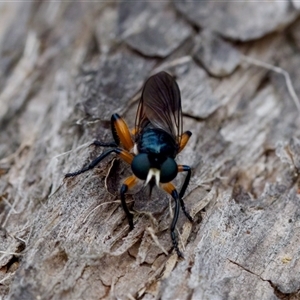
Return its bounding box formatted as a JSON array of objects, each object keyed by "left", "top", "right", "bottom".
[
  {"left": 120, "top": 175, "right": 138, "bottom": 230},
  {"left": 91, "top": 113, "right": 134, "bottom": 148},
  {"left": 178, "top": 165, "right": 193, "bottom": 222},
  {"left": 92, "top": 141, "right": 118, "bottom": 148},
  {"left": 178, "top": 131, "right": 192, "bottom": 153},
  {"left": 161, "top": 182, "right": 183, "bottom": 258},
  {"left": 111, "top": 114, "right": 134, "bottom": 151},
  {"left": 65, "top": 148, "right": 133, "bottom": 178}
]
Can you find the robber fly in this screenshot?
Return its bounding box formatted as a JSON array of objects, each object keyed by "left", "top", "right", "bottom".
[{"left": 66, "top": 71, "right": 193, "bottom": 257}]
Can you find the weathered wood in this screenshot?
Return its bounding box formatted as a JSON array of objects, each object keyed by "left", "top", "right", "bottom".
[
  {"left": 174, "top": 1, "right": 299, "bottom": 41},
  {"left": 1, "top": 2, "right": 300, "bottom": 300}
]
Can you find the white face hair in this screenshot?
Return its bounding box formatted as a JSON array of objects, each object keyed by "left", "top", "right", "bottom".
[
  {"left": 132, "top": 143, "right": 160, "bottom": 187},
  {"left": 145, "top": 168, "right": 160, "bottom": 187},
  {"left": 132, "top": 143, "right": 139, "bottom": 155}
]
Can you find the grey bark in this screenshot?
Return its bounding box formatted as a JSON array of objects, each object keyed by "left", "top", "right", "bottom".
[{"left": 1, "top": 2, "right": 300, "bottom": 300}]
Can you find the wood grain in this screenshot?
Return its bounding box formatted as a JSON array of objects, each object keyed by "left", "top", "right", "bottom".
[{"left": 1, "top": 2, "right": 300, "bottom": 299}]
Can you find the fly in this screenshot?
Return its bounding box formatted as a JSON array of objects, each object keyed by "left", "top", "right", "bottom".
[{"left": 66, "top": 71, "right": 193, "bottom": 257}]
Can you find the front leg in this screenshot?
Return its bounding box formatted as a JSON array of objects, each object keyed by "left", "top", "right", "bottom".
[
  {"left": 161, "top": 182, "right": 184, "bottom": 258},
  {"left": 111, "top": 114, "right": 134, "bottom": 151},
  {"left": 177, "top": 165, "right": 193, "bottom": 222},
  {"left": 92, "top": 141, "right": 118, "bottom": 148},
  {"left": 90, "top": 113, "right": 134, "bottom": 150},
  {"left": 120, "top": 175, "right": 138, "bottom": 229},
  {"left": 65, "top": 148, "right": 133, "bottom": 178}
]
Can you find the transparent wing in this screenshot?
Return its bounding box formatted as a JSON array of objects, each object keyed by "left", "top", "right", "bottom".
[{"left": 135, "top": 71, "right": 182, "bottom": 143}]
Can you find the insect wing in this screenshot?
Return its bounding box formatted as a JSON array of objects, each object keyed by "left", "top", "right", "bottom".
[{"left": 135, "top": 72, "right": 183, "bottom": 142}]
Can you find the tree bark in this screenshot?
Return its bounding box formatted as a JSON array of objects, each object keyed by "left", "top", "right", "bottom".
[{"left": 1, "top": 2, "right": 300, "bottom": 300}]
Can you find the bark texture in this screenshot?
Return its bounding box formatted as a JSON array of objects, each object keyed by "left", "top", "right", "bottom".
[{"left": 1, "top": 2, "right": 300, "bottom": 300}]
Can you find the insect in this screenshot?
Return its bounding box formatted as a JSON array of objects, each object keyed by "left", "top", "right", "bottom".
[{"left": 66, "top": 71, "right": 193, "bottom": 257}]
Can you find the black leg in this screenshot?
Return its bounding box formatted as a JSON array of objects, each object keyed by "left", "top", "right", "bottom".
[
  {"left": 171, "top": 189, "right": 183, "bottom": 258},
  {"left": 91, "top": 140, "right": 118, "bottom": 148},
  {"left": 90, "top": 113, "right": 131, "bottom": 149},
  {"left": 65, "top": 148, "right": 124, "bottom": 178},
  {"left": 178, "top": 165, "right": 193, "bottom": 223},
  {"left": 120, "top": 184, "right": 134, "bottom": 229}
]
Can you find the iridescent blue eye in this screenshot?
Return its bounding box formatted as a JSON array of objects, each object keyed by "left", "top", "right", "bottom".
[
  {"left": 160, "top": 157, "right": 178, "bottom": 183},
  {"left": 131, "top": 154, "right": 150, "bottom": 180}
]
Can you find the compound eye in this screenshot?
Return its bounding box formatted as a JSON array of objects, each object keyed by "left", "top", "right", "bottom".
[
  {"left": 131, "top": 154, "right": 150, "bottom": 180},
  {"left": 160, "top": 158, "right": 178, "bottom": 183}
]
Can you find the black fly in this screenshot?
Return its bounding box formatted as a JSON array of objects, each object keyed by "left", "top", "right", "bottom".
[{"left": 66, "top": 71, "right": 193, "bottom": 257}]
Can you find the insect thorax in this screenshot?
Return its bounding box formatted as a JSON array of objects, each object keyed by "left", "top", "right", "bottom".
[{"left": 136, "top": 127, "right": 178, "bottom": 160}]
